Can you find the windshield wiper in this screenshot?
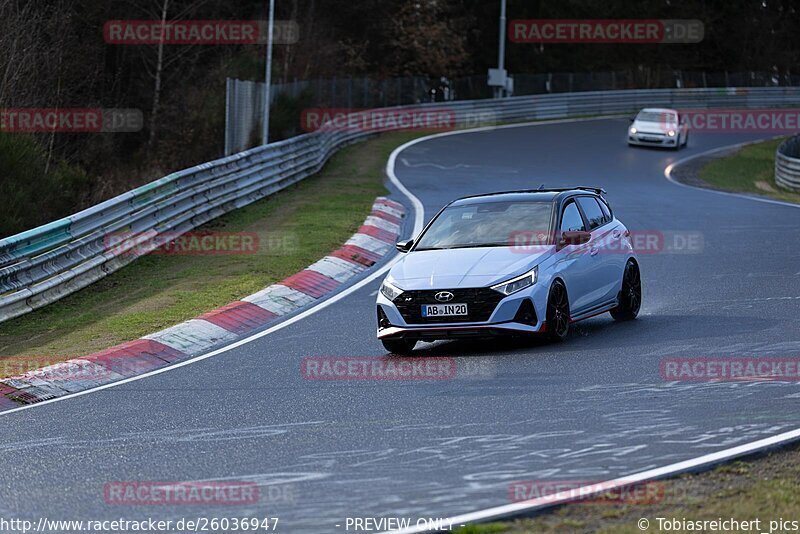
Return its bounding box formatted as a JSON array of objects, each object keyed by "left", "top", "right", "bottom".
[
  {"left": 416, "top": 242, "right": 526, "bottom": 251},
  {"left": 445, "top": 243, "right": 513, "bottom": 249}
]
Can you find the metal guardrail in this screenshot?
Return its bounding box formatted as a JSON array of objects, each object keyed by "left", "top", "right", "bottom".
[
  {"left": 225, "top": 71, "right": 800, "bottom": 155},
  {"left": 3, "top": 86, "right": 800, "bottom": 323},
  {"left": 775, "top": 135, "right": 800, "bottom": 191}
]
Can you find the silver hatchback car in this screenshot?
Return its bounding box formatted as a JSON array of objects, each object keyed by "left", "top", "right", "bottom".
[{"left": 376, "top": 188, "right": 642, "bottom": 353}]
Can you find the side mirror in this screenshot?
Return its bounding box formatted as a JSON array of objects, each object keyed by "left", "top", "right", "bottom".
[
  {"left": 629, "top": 117, "right": 635, "bottom": 123},
  {"left": 558, "top": 230, "right": 591, "bottom": 249},
  {"left": 395, "top": 239, "right": 414, "bottom": 253}
]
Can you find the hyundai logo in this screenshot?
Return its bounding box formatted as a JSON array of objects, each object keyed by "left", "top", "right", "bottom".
[{"left": 434, "top": 291, "right": 455, "bottom": 302}]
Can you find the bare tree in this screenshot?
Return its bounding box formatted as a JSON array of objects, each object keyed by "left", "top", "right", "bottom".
[
  {"left": 148, "top": 0, "right": 170, "bottom": 147},
  {"left": 125, "top": 0, "right": 210, "bottom": 149}
]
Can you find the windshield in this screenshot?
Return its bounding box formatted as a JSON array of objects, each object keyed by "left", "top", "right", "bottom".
[
  {"left": 414, "top": 201, "right": 553, "bottom": 251},
  {"left": 636, "top": 111, "right": 677, "bottom": 124}
]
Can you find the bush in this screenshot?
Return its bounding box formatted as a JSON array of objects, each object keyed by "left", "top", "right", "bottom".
[
  {"left": 0, "top": 133, "right": 93, "bottom": 239},
  {"left": 269, "top": 89, "right": 315, "bottom": 142}
]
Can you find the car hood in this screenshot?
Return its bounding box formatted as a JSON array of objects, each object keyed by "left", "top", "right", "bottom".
[{"left": 388, "top": 246, "right": 553, "bottom": 290}]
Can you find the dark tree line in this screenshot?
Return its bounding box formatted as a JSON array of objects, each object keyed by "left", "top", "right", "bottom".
[{"left": 0, "top": 0, "right": 798, "bottom": 236}]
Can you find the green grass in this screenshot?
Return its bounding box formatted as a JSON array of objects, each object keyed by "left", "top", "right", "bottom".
[
  {"left": 454, "top": 444, "right": 800, "bottom": 533},
  {"left": 0, "top": 131, "right": 426, "bottom": 373},
  {"left": 698, "top": 137, "right": 800, "bottom": 204},
  {"left": 454, "top": 524, "right": 510, "bottom": 533}
]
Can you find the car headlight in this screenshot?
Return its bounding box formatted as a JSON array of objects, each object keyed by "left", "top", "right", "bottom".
[
  {"left": 667, "top": 129, "right": 676, "bottom": 137},
  {"left": 380, "top": 279, "right": 403, "bottom": 301},
  {"left": 491, "top": 267, "right": 538, "bottom": 296},
  {"left": 629, "top": 127, "right": 637, "bottom": 134}
]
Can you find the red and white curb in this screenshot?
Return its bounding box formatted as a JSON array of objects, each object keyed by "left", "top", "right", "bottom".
[{"left": 0, "top": 197, "right": 405, "bottom": 409}]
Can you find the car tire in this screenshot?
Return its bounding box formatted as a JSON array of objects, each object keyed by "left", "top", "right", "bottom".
[
  {"left": 545, "top": 280, "right": 570, "bottom": 342},
  {"left": 611, "top": 260, "right": 642, "bottom": 321},
  {"left": 683, "top": 131, "right": 689, "bottom": 147},
  {"left": 381, "top": 338, "right": 417, "bottom": 354}
]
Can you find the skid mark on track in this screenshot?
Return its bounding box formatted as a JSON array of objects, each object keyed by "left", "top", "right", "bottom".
[
  {"left": 399, "top": 157, "right": 473, "bottom": 170},
  {"left": 0, "top": 422, "right": 327, "bottom": 451}
]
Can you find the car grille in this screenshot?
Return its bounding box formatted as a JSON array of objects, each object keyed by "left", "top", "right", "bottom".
[
  {"left": 634, "top": 131, "right": 665, "bottom": 143},
  {"left": 394, "top": 288, "right": 505, "bottom": 324}
]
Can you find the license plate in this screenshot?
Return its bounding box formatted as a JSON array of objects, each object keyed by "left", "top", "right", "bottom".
[{"left": 421, "top": 303, "right": 468, "bottom": 317}]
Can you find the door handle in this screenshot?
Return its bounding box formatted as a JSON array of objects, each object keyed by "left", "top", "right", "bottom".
[
  {"left": 612, "top": 230, "right": 621, "bottom": 239},
  {"left": 590, "top": 247, "right": 599, "bottom": 256}
]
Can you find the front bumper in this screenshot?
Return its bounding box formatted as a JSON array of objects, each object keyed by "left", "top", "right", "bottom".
[
  {"left": 377, "top": 322, "right": 545, "bottom": 341},
  {"left": 376, "top": 283, "right": 548, "bottom": 341},
  {"left": 628, "top": 132, "right": 678, "bottom": 147}
]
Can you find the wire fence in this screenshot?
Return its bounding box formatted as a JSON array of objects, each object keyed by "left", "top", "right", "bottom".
[{"left": 225, "top": 70, "right": 800, "bottom": 155}]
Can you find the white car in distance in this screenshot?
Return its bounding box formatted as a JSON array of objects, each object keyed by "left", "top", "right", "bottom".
[{"left": 627, "top": 108, "right": 689, "bottom": 149}]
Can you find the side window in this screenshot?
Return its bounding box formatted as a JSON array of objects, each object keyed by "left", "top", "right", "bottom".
[
  {"left": 560, "top": 201, "right": 585, "bottom": 232},
  {"left": 576, "top": 197, "right": 605, "bottom": 230},
  {"left": 597, "top": 197, "right": 612, "bottom": 223}
]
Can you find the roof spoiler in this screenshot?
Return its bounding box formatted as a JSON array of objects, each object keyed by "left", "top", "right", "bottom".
[
  {"left": 534, "top": 186, "right": 607, "bottom": 194},
  {"left": 456, "top": 186, "right": 608, "bottom": 201},
  {"left": 574, "top": 186, "right": 607, "bottom": 195}
]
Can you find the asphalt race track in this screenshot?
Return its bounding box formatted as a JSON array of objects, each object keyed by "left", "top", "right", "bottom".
[{"left": 2, "top": 118, "right": 800, "bottom": 532}]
